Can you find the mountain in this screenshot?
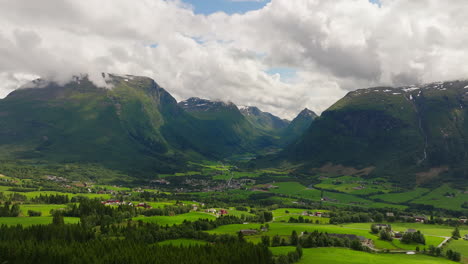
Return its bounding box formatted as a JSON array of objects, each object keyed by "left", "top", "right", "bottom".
[
  {"left": 239, "top": 106, "right": 290, "bottom": 133},
  {"left": 280, "top": 108, "right": 317, "bottom": 145},
  {"left": 280, "top": 80, "right": 468, "bottom": 187},
  {"left": 0, "top": 74, "right": 184, "bottom": 176},
  {"left": 0, "top": 75, "right": 284, "bottom": 178},
  {"left": 178, "top": 97, "right": 277, "bottom": 155}
]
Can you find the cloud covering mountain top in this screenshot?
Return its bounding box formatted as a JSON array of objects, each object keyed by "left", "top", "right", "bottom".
[{"left": 1, "top": 0, "right": 468, "bottom": 118}]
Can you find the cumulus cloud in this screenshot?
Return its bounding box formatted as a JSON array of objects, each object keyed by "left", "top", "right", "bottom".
[{"left": 0, "top": 0, "right": 467, "bottom": 119}]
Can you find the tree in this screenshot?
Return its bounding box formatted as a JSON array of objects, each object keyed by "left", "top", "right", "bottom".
[
  {"left": 237, "top": 231, "right": 245, "bottom": 242},
  {"left": 28, "top": 210, "right": 42, "bottom": 217},
  {"left": 261, "top": 236, "right": 270, "bottom": 247},
  {"left": 52, "top": 211, "right": 65, "bottom": 225},
  {"left": 370, "top": 224, "right": 379, "bottom": 234},
  {"left": 271, "top": 235, "right": 281, "bottom": 247},
  {"left": 379, "top": 230, "right": 393, "bottom": 241},
  {"left": 290, "top": 231, "right": 298, "bottom": 246},
  {"left": 452, "top": 227, "right": 461, "bottom": 239},
  {"left": 263, "top": 212, "right": 273, "bottom": 222}
]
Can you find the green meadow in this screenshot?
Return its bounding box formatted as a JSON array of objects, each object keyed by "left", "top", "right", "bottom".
[
  {"left": 411, "top": 184, "right": 468, "bottom": 211},
  {"left": 295, "top": 247, "right": 453, "bottom": 264},
  {"left": 444, "top": 239, "right": 468, "bottom": 264},
  {"left": 19, "top": 204, "right": 68, "bottom": 216},
  {"left": 208, "top": 222, "right": 446, "bottom": 251},
  {"left": 133, "top": 212, "right": 217, "bottom": 225},
  {"left": 270, "top": 182, "right": 407, "bottom": 209},
  {"left": 343, "top": 222, "right": 467, "bottom": 237},
  {"left": 371, "top": 188, "right": 430, "bottom": 203}
]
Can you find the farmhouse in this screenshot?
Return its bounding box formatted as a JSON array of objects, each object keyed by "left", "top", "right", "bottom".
[
  {"left": 219, "top": 209, "right": 228, "bottom": 216},
  {"left": 240, "top": 229, "right": 258, "bottom": 235},
  {"left": 136, "top": 203, "right": 151, "bottom": 209},
  {"left": 414, "top": 215, "right": 427, "bottom": 223},
  {"left": 394, "top": 232, "right": 402, "bottom": 238},
  {"left": 206, "top": 209, "right": 217, "bottom": 214},
  {"left": 459, "top": 216, "right": 467, "bottom": 224},
  {"left": 375, "top": 224, "right": 390, "bottom": 229},
  {"left": 386, "top": 212, "right": 394, "bottom": 217}
]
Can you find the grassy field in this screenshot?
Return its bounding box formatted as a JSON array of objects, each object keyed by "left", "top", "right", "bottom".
[
  {"left": 133, "top": 212, "right": 217, "bottom": 225},
  {"left": 158, "top": 239, "right": 208, "bottom": 246},
  {"left": 272, "top": 208, "right": 330, "bottom": 224},
  {"left": 208, "top": 222, "right": 446, "bottom": 251},
  {"left": 314, "top": 176, "right": 395, "bottom": 195},
  {"left": 19, "top": 204, "right": 68, "bottom": 216},
  {"left": 371, "top": 188, "right": 430, "bottom": 203},
  {"left": 0, "top": 216, "right": 80, "bottom": 226},
  {"left": 224, "top": 208, "right": 255, "bottom": 218},
  {"left": 411, "top": 184, "right": 468, "bottom": 211},
  {"left": 269, "top": 182, "right": 407, "bottom": 209},
  {"left": 294, "top": 247, "right": 454, "bottom": 264},
  {"left": 343, "top": 223, "right": 467, "bottom": 237},
  {"left": 444, "top": 239, "right": 468, "bottom": 264}
]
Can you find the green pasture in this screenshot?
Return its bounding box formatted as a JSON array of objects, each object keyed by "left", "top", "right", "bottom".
[
  {"left": 296, "top": 247, "right": 454, "bottom": 264},
  {"left": 270, "top": 182, "right": 407, "bottom": 209},
  {"left": 133, "top": 212, "right": 216, "bottom": 225},
  {"left": 343, "top": 223, "right": 467, "bottom": 237},
  {"left": 208, "top": 223, "right": 444, "bottom": 251},
  {"left": 315, "top": 176, "right": 395, "bottom": 195},
  {"left": 411, "top": 184, "right": 468, "bottom": 211},
  {"left": 444, "top": 239, "right": 468, "bottom": 264},
  {"left": 19, "top": 204, "right": 68, "bottom": 216},
  {"left": 371, "top": 188, "right": 430, "bottom": 203}
]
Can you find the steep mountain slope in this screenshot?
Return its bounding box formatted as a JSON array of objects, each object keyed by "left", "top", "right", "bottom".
[
  {"left": 239, "top": 106, "right": 290, "bottom": 133},
  {"left": 0, "top": 75, "right": 183, "bottom": 175},
  {"left": 178, "top": 98, "right": 277, "bottom": 155},
  {"left": 280, "top": 108, "right": 317, "bottom": 145},
  {"left": 281, "top": 80, "right": 468, "bottom": 186},
  {"left": 0, "top": 75, "right": 282, "bottom": 177}
]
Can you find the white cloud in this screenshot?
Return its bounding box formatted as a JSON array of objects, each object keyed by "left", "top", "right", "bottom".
[{"left": 0, "top": 0, "right": 468, "bottom": 119}]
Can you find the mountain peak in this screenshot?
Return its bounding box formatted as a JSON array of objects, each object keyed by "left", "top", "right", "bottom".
[
  {"left": 239, "top": 106, "right": 263, "bottom": 116},
  {"left": 297, "top": 108, "right": 318, "bottom": 119},
  {"left": 178, "top": 97, "right": 237, "bottom": 112}
]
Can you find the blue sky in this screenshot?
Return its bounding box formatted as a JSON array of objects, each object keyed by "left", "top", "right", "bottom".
[
  {"left": 182, "top": 0, "right": 271, "bottom": 15},
  {"left": 183, "top": 0, "right": 380, "bottom": 15}
]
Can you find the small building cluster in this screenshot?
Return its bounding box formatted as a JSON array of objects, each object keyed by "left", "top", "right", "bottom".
[{"left": 301, "top": 211, "right": 323, "bottom": 217}]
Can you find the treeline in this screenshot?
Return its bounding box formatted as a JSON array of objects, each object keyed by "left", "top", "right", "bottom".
[
  {"left": 31, "top": 194, "right": 70, "bottom": 204},
  {"left": 0, "top": 238, "right": 273, "bottom": 264},
  {"left": 0, "top": 192, "right": 27, "bottom": 202},
  {"left": 0, "top": 201, "right": 20, "bottom": 217},
  {"left": 0, "top": 219, "right": 283, "bottom": 264},
  {"left": 288, "top": 216, "right": 320, "bottom": 224},
  {"left": 423, "top": 245, "right": 461, "bottom": 262},
  {"left": 401, "top": 231, "right": 425, "bottom": 245},
  {"left": 115, "top": 216, "right": 245, "bottom": 243},
  {"left": 264, "top": 230, "right": 369, "bottom": 252},
  {"left": 60, "top": 198, "right": 138, "bottom": 226},
  {"left": 141, "top": 204, "right": 192, "bottom": 216}
]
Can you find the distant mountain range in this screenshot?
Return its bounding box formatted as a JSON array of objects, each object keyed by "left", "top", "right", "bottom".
[
  {"left": 0, "top": 74, "right": 314, "bottom": 176},
  {"left": 277, "top": 80, "right": 468, "bottom": 187}
]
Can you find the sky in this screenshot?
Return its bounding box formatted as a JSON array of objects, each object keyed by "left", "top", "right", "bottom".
[{"left": 1, "top": 0, "right": 468, "bottom": 119}]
